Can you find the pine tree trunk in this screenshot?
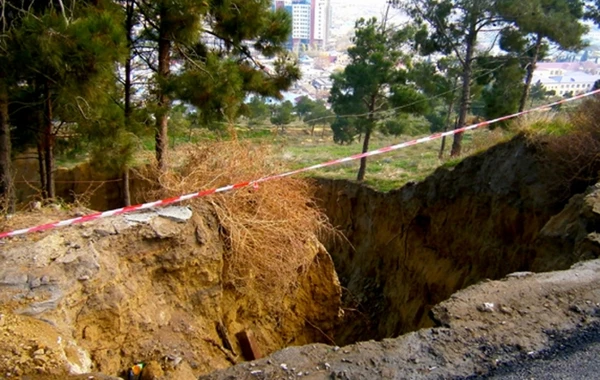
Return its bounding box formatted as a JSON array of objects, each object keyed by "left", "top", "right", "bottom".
[
  {"left": 44, "top": 82, "right": 55, "bottom": 199},
  {"left": 122, "top": 168, "right": 131, "bottom": 206},
  {"left": 155, "top": 7, "right": 171, "bottom": 172},
  {"left": 356, "top": 126, "right": 371, "bottom": 182},
  {"left": 0, "top": 75, "right": 14, "bottom": 212},
  {"left": 37, "top": 141, "right": 46, "bottom": 197},
  {"left": 439, "top": 90, "right": 457, "bottom": 159},
  {"left": 123, "top": 0, "right": 134, "bottom": 206},
  {"left": 519, "top": 33, "right": 543, "bottom": 112},
  {"left": 123, "top": 52, "right": 133, "bottom": 206},
  {"left": 451, "top": 24, "right": 477, "bottom": 157}
]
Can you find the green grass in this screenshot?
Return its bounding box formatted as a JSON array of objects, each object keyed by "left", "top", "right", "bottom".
[
  {"left": 442, "top": 157, "right": 463, "bottom": 169},
  {"left": 55, "top": 121, "right": 511, "bottom": 193},
  {"left": 274, "top": 132, "right": 444, "bottom": 190},
  {"left": 271, "top": 127, "right": 511, "bottom": 192}
]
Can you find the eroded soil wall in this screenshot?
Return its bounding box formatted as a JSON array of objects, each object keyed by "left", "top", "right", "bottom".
[{"left": 315, "top": 136, "right": 599, "bottom": 345}]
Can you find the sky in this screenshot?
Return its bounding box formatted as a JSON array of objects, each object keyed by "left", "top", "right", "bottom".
[{"left": 329, "top": 0, "right": 410, "bottom": 37}]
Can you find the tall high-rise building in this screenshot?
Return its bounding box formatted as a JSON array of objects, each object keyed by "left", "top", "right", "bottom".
[
  {"left": 272, "top": 0, "right": 331, "bottom": 50},
  {"left": 311, "top": 0, "right": 331, "bottom": 50}
]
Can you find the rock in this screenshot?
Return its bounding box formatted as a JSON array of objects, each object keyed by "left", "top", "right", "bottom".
[
  {"left": 33, "top": 348, "right": 44, "bottom": 356},
  {"left": 506, "top": 272, "right": 533, "bottom": 279},
  {"left": 17, "top": 292, "right": 63, "bottom": 315},
  {"left": 149, "top": 217, "right": 185, "bottom": 239},
  {"left": 0, "top": 201, "right": 342, "bottom": 379},
  {"left": 195, "top": 226, "right": 206, "bottom": 245},
  {"left": 93, "top": 228, "right": 116, "bottom": 237},
  {"left": 29, "top": 277, "right": 42, "bottom": 289},
  {"left": 156, "top": 206, "right": 193, "bottom": 223},
  {"left": 166, "top": 355, "right": 182, "bottom": 367},
  {"left": 124, "top": 212, "right": 155, "bottom": 224},
  {"left": 55, "top": 251, "right": 82, "bottom": 264},
  {"left": 477, "top": 303, "right": 495, "bottom": 313},
  {"left": 0, "top": 271, "right": 28, "bottom": 287}
]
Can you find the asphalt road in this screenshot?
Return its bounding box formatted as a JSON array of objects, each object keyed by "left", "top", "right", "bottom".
[{"left": 474, "top": 323, "right": 600, "bottom": 380}]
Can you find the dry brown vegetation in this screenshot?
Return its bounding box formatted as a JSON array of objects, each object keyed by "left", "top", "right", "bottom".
[
  {"left": 522, "top": 97, "right": 600, "bottom": 198},
  {"left": 136, "top": 141, "right": 333, "bottom": 303}
]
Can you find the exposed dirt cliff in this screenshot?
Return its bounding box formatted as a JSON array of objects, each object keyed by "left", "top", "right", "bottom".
[
  {"left": 313, "top": 136, "right": 600, "bottom": 345},
  {"left": 202, "top": 135, "right": 600, "bottom": 380},
  {"left": 201, "top": 258, "right": 600, "bottom": 380},
  {"left": 0, "top": 204, "right": 342, "bottom": 378}
]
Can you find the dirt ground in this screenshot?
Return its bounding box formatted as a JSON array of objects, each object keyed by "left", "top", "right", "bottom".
[
  {"left": 0, "top": 203, "right": 342, "bottom": 380},
  {"left": 2, "top": 251, "right": 600, "bottom": 380},
  {"left": 200, "top": 259, "right": 600, "bottom": 379}
]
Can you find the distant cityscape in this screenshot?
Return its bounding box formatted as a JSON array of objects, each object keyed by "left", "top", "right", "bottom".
[{"left": 266, "top": 0, "right": 600, "bottom": 106}]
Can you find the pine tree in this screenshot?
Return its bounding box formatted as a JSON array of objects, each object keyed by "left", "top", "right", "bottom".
[
  {"left": 410, "top": 58, "right": 461, "bottom": 158},
  {"left": 497, "top": 0, "right": 586, "bottom": 112},
  {"left": 329, "top": 18, "right": 428, "bottom": 181},
  {"left": 0, "top": 44, "right": 11, "bottom": 211},
  {"left": 136, "top": 0, "right": 299, "bottom": 170},
  {"left": 246, "top": 96, "right": 271, "bottom": 126},
  {"left": 0, "top": 0, "right": 30, "bottom": 212},
  {"left": 120, "top": 0, "right": 137, "bottom": 206},
  {"left": 403, "top": 0, "right": 501, "bottom": 156},
  {"left": 475, "top": 55, "right": 526, "bottom": 122},
  {"left": 270, "top": 101, "right": 294, "bottom": 132},
  {"left": 304, "top": 101, "right": 333, "bottom": 136},
  {"left": 9, "top": 0, "right": 126, "bottom": 199}
]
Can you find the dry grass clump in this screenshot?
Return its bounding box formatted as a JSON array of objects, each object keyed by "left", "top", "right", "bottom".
[
  {"left": 532, "top": 97, "right": 600, "bottom": 197},
  {"left": 140, "top": 141, "right": 332, "bottom": 302},
  {"left": 461, "top": 128, "right": 511, "bottom": 157},
  {"left": 513, "top": 110, "right": 573, "bottom": 137}
]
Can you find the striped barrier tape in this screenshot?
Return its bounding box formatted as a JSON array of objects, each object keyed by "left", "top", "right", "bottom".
[{"left": 1, "top": 89, "right": 599, "bottom": 239}]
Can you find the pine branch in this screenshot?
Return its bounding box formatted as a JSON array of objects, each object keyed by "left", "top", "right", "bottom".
[
  {"left": 411, "top": 2, "right": 466, "bottom": 66},
  {"left": 133, "top": 46, "right": 158, "bottom": 72},
  {"left": 174, "top": 44, "right": 214, "bottom": 79},
  {"left": 201, "top": 28, "right": 270, "bottom": 75}
]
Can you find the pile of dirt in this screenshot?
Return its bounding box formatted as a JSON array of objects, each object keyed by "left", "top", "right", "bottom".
[{"left": 0, "top": 203, "right": 342, "bottom": 378}]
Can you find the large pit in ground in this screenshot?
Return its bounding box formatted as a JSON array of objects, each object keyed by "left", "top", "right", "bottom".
[
  {"left": 313, "top": 135, "right": 600, "bottom": 346},
  {"left": 3, "top": 134, "right": 600, "bottom": 378}
]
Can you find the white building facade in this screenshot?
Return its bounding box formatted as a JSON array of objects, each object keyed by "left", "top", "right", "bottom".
[
  {"left": 311, "top": 0, "right": 332, "bottom": 49},
  {"left": 533, "top": 63, "right": 600, "bottom": 96},
  {"left": 292, "top": 3, "right": 311, "bottom": 41},
  {"left": 272, "top": 0, "right": 331, "bottom": 50}
]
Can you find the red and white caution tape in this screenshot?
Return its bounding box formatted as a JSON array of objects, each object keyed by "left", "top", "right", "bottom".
[{"left": 1, "top": 89, "right": 599, "bottom": 239}]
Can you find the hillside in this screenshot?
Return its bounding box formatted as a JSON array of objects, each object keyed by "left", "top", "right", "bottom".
[{"left": 1, "top": 115, "right": 600, "bottom": 379}]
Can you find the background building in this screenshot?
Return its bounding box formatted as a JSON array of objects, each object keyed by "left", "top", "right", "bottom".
[
  {"left": 272, "top": 0, "right": 332, "bottom": 50},
  {"left": 533, "top": 62, "right": 600, "bottom": 96}
]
